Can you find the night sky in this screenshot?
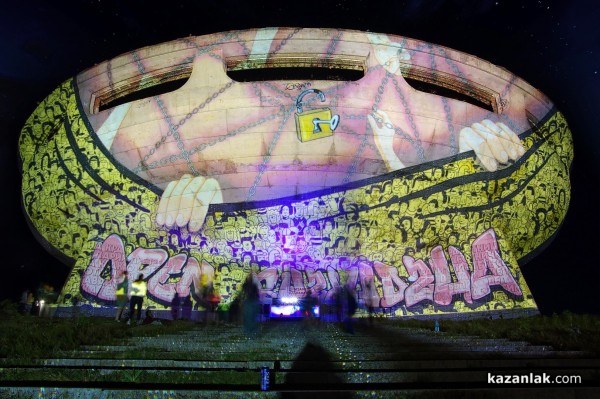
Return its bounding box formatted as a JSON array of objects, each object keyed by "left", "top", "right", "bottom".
[{"left": 1, "top": 0, "right": 599, "bottom": 315}]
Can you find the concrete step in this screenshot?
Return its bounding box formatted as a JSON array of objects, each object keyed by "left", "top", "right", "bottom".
[
  {"left": 3, "top": 364, "right": 597, "bottom": 384},
  {"left": 3, "top": 356, "right": 598, "bottom": 371},
  {"left": 2, "top": 322, "right": 597, "bottom": 398},
  {"left": 2, "top": 385, "right": 599, "bottom": 399}
]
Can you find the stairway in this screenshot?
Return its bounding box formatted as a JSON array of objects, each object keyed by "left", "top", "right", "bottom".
[{"left": 1, "top": 319, "right": 598, "bottom": 398}]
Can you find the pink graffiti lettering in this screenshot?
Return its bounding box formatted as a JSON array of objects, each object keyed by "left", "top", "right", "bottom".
[
  {"left": 471, "top": 230, "right": 522, "bottom": 300},
  {"left": 82, "top": 235, "right": 127, "bottom": 301},
  {"left": 372, "top": 260, "right": 408, "bottom": 307},
  {"left": 325, "top": 266, "right": 341, "bottom": 301},
  {"left": 127, "top": 247, "right": 169, "bottom": 278},
  {"left": 357, "top": 260, "right": 382, "bottom": 307},
  {"left": 83, "top": 229, "right": 524, "bottom": 310},
  {"left": 147, "top": 253, "right": 187, "bottom": 303},
  {"left": 280, "top": 263, "right": 306, "bottom": 297},
  {"left": 431, "top": 246, "right": 472, "bottom": 305},
  {"left": 147, "top": 254, "right": 215, "bottom": 303},
  {"left": 180, "top": 257, "right": 214, "bottom": 298},
  {"left": 346, "top": 266, "right": 359, "bottom": 293},
  {"left": 82, "top": 234, "right": 212, "bottom": 305},
  {"left": 256, "top": 266, "right": 279, "bottom": 301},
  {"left": 402, "top": 256, "right": 435, "bottom": 307},
  {"left": 305, "top": 266, "right": 328, "bottom": 296}
]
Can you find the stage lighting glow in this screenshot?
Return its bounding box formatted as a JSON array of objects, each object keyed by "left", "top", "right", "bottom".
[
  {"left": 280, "top": 297, "right": 299, "bottom": 304},
  {"left": 270, "top": 304, "right": 320, "bottom": 318},
  {"left": 270, "top": 304, "right": 300, "bottom": 316}
]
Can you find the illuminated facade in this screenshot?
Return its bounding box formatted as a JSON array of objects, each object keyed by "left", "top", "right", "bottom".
[{"left": 19, "top": 28, "right": 572, "bottom": 317}]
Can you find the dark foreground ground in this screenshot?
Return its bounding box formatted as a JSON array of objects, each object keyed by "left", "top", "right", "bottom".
[{"left": 1, "top": 305, "right": 599, "bottom": 399}]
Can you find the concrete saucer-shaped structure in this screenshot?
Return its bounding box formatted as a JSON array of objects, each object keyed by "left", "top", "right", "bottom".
[{"left": 19, "top": 28, "right": 572, "bottom": 318}]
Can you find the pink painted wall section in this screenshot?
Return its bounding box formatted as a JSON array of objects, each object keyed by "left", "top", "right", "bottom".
[{"left": 81, "top": 229, "right": 527, "bottom": 314}]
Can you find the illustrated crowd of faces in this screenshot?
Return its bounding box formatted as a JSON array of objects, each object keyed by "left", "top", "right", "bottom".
[{"left": 19, "top": 28, "right": 573, "bottom": 316}]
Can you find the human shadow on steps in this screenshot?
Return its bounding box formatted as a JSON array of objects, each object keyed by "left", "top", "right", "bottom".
[{"left": 279, "top": 340, "right": 354, "bottom": 399}]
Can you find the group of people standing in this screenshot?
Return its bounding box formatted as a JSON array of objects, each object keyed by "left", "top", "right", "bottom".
[
  {"left": 112, "top": 270, "right": 359, "bottom": 331},
  {"left": 19, "top": 283, "right": 59, "bottom": 316},
  {"left": 113, "top": 271, "right": 221, "bottom": 325}
]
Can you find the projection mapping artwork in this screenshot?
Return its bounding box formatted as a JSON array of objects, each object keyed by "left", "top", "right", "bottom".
[{"left": 19, "top": 28, "right": 573, "bottom": 317}]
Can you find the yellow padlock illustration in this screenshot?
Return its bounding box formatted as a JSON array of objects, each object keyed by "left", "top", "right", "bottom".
[{"left": 294, "top": 89, "right": 340, "bottom": 142}]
